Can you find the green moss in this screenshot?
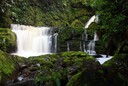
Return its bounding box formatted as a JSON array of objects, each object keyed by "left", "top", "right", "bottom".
[
  {"left": 61, "top": 51, "right": 89, "bottom": 67},
  {"left": 61, "top": 51, "right": 88, "bottom": 57},
  {"left": 61, "top": 51, "right": 95, "bottom": 66},
  {"left": 71, "top": 19, "right": 84, "bottom": 28},
  {"left": 0, "top": 28, "right": 16, "bottom": 52}
]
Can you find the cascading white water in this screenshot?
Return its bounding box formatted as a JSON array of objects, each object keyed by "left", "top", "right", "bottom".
[
  {"left": 87, "top": 32, "right": 99, "bottom": 55},
  {"left": 87, "top": 41, "right": 96, "bottom": 55},
  {"left": 84, "top": 15, "right": 96, "bottom": 29},
  {"left": 84, "top": 15, "right": 99, "bottom": 55},
  {"left": 11, "top": 24, "right": 52, "bottom": 57},
  {"left": 86, "top": 31, "right": 99, "bottom": 55}
]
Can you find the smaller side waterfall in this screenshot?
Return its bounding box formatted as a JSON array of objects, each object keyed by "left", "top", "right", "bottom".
[
  {"left": 83, "top": 15, "right": 113, "bottom": 64},
  {"left": 84, "top": 15, "right": 99, "bottom": 55}
]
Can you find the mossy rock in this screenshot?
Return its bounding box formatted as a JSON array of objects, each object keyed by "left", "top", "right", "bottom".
[
  {"left": 64, "top": 52, "right": 103, "bottom": 86},
  {"left": 103, "top": 42, "right": 128, "bottom": 67},
  {"left": 67, "top": 69, "right": 106, "bottom": 86},
  {"left": 28, "top": 51, "right": 97, "bottom": 85},
  {"left": 66, "top": 56, "right": 103, "bottom": 86},
  {"left": 102, "top": 43, "right": 128, "bottom": 86},
  {"left": 28, "top": 54, "right": 59, "bottom": 65},
  {"left": 101, "top": 53, "right": 128, "bottom": 86},
  {"left": 100, "top": 41, "right": 128, "bottom": 86},
  {"left": 28, "top": 54, "right": 65, "bottom": 85},
  {"left": 61, "top": 51, "right": 90, "bottom": 68},
  {"left": 0, "top": 28, "right": 16, "bottom": 53}
]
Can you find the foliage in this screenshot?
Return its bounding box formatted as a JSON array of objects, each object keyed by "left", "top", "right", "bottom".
[
  {"left": 89, "top": 0, "right": 109, "bottom": 10},
  {"left": 0, "top": 0, "right": 94, "bottom": 28},
  {"left": 11, "top": 0, "right": 45, "bottom": 26}
]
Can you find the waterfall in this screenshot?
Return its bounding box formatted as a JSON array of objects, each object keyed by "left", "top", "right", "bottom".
[
  {"left": 11, "top": 24, "right": 53, "bottom": 57},
  {"left": 84, "top": 15, "right": 99, "bottom": 55}
]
